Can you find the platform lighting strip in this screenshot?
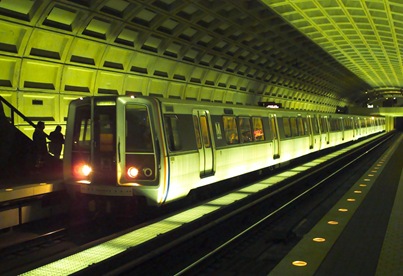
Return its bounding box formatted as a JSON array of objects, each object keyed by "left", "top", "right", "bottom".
[
  {"left": 262, "top": 0, "right": 403, "bottom": 88},
  {"left": 22, "top": 134, "right": 383, "bottom": 275}
]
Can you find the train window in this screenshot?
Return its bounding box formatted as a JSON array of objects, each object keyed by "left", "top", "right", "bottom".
[
  {"left": 72, "top": 107, "right": 91, "bottom": 151},
  {"left": 99, "top": 114, "right": 114, "bottom": 152},
  {"left": 223, "top": 116, "right": 239, "bottom": 144},
  {"left": 75, "top": 118, "right": 91, "bottom": 150},
  {"left": 330, "top": 118, "right": 341, "bottom": 131},
  {"left": 290, "top": 117, "right": 298, "bottom": 137},
  {"left": 344, "top": 118, "right": 353, "bottom": 130},
  {"left": 164, "top": 115, "right": 182, "bottom": 151},
  {"left": 252, "top": 117, "right": 265, "bottom": 141},
  {"left": 193, "top": 116, "right": 202, "bottom": 149},
  {"left": 238, "top": 117, "right": 252, "bottom": 143},
  {"left": 215, "top": 122, "right": 223, "bottom": 140},
  {"left": 297, "top": 117, "right": 307, "bottom": 136},
  {"left": 283, "top": 117, "right": 292, "bottom": 138},
  {"left": 126, "top": 105, "right": 153, "bottom": 152},
  {"left": 329, "top": 118, "right": 335, "bottom": 131},
  {"left": 312, "top": 116, "right": 320, "bottom": 134},
  {"left": 321, "top": 117, "right": 329, "bottom": 133},
  {"left": 270, "top": 117, "right": 277, "bottom": 140},
  {"left": 164, "top": 114, "right": 198, "bottom": 152},
  {"left": 199, "top": 116, "right": 211, "bottom": 148}
]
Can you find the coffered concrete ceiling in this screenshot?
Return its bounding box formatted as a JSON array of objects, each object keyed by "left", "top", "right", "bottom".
[{"left": 0, "top": 0, "right": 402, "bottom": 111}]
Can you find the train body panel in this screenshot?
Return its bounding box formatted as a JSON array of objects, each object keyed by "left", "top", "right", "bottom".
[{"left": 63, "top": 96, "right": 386, "bottom": 207}]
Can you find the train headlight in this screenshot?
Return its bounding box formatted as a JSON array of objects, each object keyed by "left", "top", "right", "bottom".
[
  {"left": 127, "top": 166, "right": 139, "bottom": 178},
  {"left": 74, "top": 164, "right": 92, "bottom": 178}
]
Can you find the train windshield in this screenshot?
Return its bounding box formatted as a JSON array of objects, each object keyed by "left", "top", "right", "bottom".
[
  {"left": 73, "top": 107, "right": 91, "bottom": 151},
  {"left": 126, "top": 105, "right": 153, "bottom": 152},
  {"left": 72, "top": 106, "right": 116, "bottom": 152}
]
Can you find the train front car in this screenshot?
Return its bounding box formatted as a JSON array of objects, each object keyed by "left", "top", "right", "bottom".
[{"left": 63, "top": 96, "right": 165, "bottom": 209}]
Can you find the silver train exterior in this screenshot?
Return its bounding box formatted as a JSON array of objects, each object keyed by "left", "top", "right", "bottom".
[{"left": 63, "top": 96, "right": 385, "bottom": 206}]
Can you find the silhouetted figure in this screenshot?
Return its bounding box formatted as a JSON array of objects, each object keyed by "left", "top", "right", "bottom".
[
  {"left": 49, "top": 125, "right": 64, "bottom": 159},
  {"left": 33, "top": 121, "right": 48, "bottom": 168}
]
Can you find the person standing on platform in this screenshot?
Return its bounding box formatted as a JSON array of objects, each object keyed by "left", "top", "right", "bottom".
[
  {"left": 33, "top": 121, "right": 48, "bottom": 168},
  {"left": 48, "top": 125, "right": 64, "bottom": 159}
]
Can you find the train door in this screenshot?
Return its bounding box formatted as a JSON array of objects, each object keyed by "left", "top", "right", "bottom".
[
  {"left": 341, "top": 118, "right": 345, "bottom": 141},
  {"left": 355, "top": 117, "right": 361, "bottom": 137},
  {"left": 68, "top": 98, "right": 117, "bottom": 184},
  {"left": 193, "top": 110, "right": 215, "bottom": 177},
  {"left": 320, "top": 116, "right": 330, "bottom": 144},
  {"left": 350, "top": 117, "right": 356, "bottom": 139},
  {"left": 312, "top": 115, "right": 322, "bottom": 149},
  {"left": 270, "top": 115, "right": 280, "bottom": 159},
  {"left": 307, "top": 115, "right": 314, "bottom": 149},
  {"left": 116, "top": 99, "right": 157, "bottom": 185}
]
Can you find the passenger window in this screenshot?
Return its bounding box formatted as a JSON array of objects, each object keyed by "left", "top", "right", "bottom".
[
  {"left": 164, "top": 115, "right": 182, "bottom": 151},
  {"left": 215, "top": 122, "right": 223, "bottom": 140},
  {"left": 193, "top": 116, "right": 202, "bottom": 149},
  {"left": 297, "top": 117, "right": 306, "bottom": 136},
  {"left": 329, "top": 118, "right": 335, "bottom": 131},
  {"left": 312, "top": 116, "right": 320, "bottom": 134},
  {"left": 290, "top": 117, "right": 298, "bottom": 137},
  {"left": 321, "top": 117, "right": 329, "bottom": 133},
  {"left": 344, "top": 118, "right": 352, "bottom": 130},
  {"left": 199, "top": 116, "right": 211, "bottom": 148},
  {"left": 283, "top": 117, "right": 292, "bottom": 138},
  {"left": 239, "top": 117, "right": 252, "bottom": 143},
  {"left": 223, "top": 116, "right": 239, "bottom": 144},
  {"left": 252, "top": 117, "right": 265, "bottom": 141}
]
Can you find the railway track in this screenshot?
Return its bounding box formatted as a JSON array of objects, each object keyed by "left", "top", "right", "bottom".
[
  {"left": 115, "top": 132, "right": 394, "bottom": 275},
  {"left": 1, "top": 132, "right": 394, "bottom": 275}
]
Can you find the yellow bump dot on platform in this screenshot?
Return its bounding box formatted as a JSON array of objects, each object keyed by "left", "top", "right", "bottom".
[
  {"left": 313, "top": 237, "right": 326, "bottom": 242},
  {"left": 292, "top": 260, "right": 307, "bottom": 267}
]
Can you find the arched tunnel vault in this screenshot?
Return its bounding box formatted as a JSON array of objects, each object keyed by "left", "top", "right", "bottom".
[{"left": 0, "top": 0, "right": 373, "bottom": 136}]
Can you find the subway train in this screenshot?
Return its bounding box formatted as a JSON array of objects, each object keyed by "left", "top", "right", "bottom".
[{"left": 63, "top": 96, "right": 385, "bottom": 207}]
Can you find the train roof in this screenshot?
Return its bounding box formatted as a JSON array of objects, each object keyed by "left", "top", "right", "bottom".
[{"left": 71, "top": 95, "right": 383, "bottom": 118}]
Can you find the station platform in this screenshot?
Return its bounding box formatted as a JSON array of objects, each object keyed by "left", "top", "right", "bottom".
[
  {"left": 0, "top": 162, "right": 64, "bottom": 204},
  {"left": 0, "top": 162, "right": 64, "bottom": 230},
  {"left": 270, "top": 132, "right": 403, "bottom": 275}
]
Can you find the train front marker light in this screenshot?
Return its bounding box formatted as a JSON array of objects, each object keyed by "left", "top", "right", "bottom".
[
  {"left": 74, "top": 164, "right": 92, "bottom": 178},
  {"left": 127, "top": 166, "right": 139, "bottom": 178}
]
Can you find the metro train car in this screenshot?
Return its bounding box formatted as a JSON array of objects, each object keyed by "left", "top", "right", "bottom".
[{"left": 63, "top": 96, "right": 385, "bottom": 207}]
